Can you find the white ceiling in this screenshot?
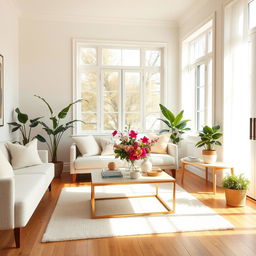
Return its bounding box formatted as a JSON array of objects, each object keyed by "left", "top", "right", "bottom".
[{"left": 13, "top": 0, "right": 203, "bottom": 23}]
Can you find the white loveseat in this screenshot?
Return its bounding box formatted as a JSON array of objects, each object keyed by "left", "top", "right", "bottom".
[
  {"left": 70, "top": 135, "right": 178, "bottom": 182},
  {"left": 0, "top": 142, "right": 54, "bottom": 248}
]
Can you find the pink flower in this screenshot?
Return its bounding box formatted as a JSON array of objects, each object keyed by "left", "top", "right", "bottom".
[
  {"left": 129, "top": 130, "right": 138, "bottom": 138},
  {"left": 129, "top": 155, "right": 137, "bottom": 161},
  {"left": 112, "top": 130, "right": 118, "bottom": 136},
  {"left": 140, "top": 148, "right": 147, "bottom": 158},
  {"left": 140, "top": 136, "right": 150, "bottom": 144}
]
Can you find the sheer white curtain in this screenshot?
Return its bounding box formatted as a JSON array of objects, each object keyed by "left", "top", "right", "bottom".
[{"left": 223, "top": 0, "right": 251, "bottom": 177}]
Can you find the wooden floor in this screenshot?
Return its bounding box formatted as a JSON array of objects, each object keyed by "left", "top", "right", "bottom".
[{"left": 1, "top": 170, "right": 256, "bottom": 256}]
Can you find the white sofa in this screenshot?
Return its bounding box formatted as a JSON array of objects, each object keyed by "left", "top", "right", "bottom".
[
  {"left": 0, "top": 142, "right": 54, "bottom": 248},
  {"left": 70, "top": 136, "right": 178, "bottom": 182}
]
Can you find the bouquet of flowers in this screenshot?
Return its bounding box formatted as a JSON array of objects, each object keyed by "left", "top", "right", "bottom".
[{"left": 112, "top": 128, "right": 158, "bottom": 169}]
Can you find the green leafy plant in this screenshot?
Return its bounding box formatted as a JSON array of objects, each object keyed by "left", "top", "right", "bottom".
[
  {"left": 8, "top": 108, "right": 43, "bottom": 145},
  {"left": 35, "top": 95, "right": 83, "bottom": 163},
  {"left": 159, "top": 104, "right": 190, "bottom": 144},
  {"left": 195, "top": 125, "right": 223, "bottom": 150},
  {"left": 222, "top": 174, "right": 250, "bottom": 190}
]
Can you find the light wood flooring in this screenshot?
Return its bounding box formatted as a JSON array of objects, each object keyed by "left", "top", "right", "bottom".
[{"left": 1, "top": 169, "right": 256, "bottom": 256}]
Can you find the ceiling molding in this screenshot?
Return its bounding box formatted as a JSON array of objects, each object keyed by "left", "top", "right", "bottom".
[{"left": 19, "top": 13, "right": 178, "bottom": 28}]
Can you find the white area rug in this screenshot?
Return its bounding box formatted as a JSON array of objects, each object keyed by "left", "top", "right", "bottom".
[{"left": 42, "top": 184, "right": 233, "bottom": 242}]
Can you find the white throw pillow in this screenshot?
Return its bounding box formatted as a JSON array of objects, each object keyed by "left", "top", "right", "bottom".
[
  {"left": 7, "top": 139, "right": 42, "bottom": 170},
  {"left": 150, "top": 133, "right": 170, "bottom": 154},
  {"left": 72, "top": 136, "right": 101, "bottom": 156},
  {"left": 99, "top": 138, "right": 114, "bottom": 156},
  {"left": 0, "top": 150, "right": 13, "bottom": 178}
]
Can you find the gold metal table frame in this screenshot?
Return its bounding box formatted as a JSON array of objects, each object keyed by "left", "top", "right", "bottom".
[{"left": 91, "top": 180, "right": 176, "bottom": 219}]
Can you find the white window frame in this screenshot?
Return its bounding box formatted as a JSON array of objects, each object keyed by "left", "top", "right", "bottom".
[
  {"left": 72, "top": 39, "right": 167, "bottom": 135},
  {"left": 181, "top": 18, "right": 215, "bottom": 133}
]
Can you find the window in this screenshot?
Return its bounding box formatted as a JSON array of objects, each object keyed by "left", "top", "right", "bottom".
[
  {"left": 73, "top": 41, "right": 165, "bottom": 134},
  {"left": 181, "top": 20, "right": 214, "bottom": 132}
]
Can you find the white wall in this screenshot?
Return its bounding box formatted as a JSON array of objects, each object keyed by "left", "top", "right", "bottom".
[
  {"left": 0, "top": 0, "right": 19, "bottom": 141},
  {"left": 19, "top": 19, "right": 179, "bottom": 164}
]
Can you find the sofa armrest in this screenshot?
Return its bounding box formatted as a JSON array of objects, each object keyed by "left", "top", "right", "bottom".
[
  {"left": 0, "top": 177, "right": 15, "bottom": 230},
  {"left": 167, "top": 143, "right": 178, "bottom": 170},
  {"left": 38, "top": 150, "right": 49, "bottom": 163},
  {"left": 70, "top": 144, "right": 77, "bottom": 174}
]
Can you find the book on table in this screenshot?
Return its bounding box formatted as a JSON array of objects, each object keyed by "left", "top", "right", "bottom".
[{"left": 101, "top": 169, "right": 123, "bottom": 178}]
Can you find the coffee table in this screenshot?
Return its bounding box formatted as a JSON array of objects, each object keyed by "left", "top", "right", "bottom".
[{"left": 90, "top": 169, "right": 176, "bottom": 219}]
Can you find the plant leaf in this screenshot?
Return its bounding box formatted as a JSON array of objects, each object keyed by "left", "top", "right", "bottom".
[
  {"left": 35, "top": 95, "right": 53, "bottom": 115},
  {"left": 159, "top": 129, "right": 171, "bottom": 134},
  {"left": 58, "top": 99, "right": 82, "bottom": 119},
  {"left": 50, "top": 116, "right": 58, "bottom": 129},
  {"left": 15, "top": 108, "right": 28, "bottom": 124},
  {"left": 173, "top": 110, "right": 184, "bottom": 126},
  {"left": 159, "top": 104, "right": 175, "bottom": 123},
  {"left": 8, "top": 122, "right": 20, "bottom": 127},
  {"left": 203, "top": 125, "right": 213, "bottom": 134},
  {"left": 30, "top": 117, "right": 43, "bottom": 123},
  {"left": 158, "top": 118, "right": 171, "bottom": 128},
  {"left": 35, "top": 134, "right": 46, "bottom": 143},
  {"left": 11, "top": 126, "right": 21, "bottom": 132},
  {"left": 212, "top": 133, "right": 223, "bottom": 139},
  {"left": 212, "top": 125, "right": 220, "bottom": 132},
  {"left": 29, "top": 121, "right": 40, "bottom": 128}
]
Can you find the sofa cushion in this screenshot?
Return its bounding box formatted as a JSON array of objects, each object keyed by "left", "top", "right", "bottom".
[
  {"left": 99, "top": 138, "right": 114, "bottom": 156},
  {"left": 149, "top": 153, "right": 175, "bottom": 167},
  {"left": 14, "top": 168, "right": 54, "bottom": 227},
  {"left": 13, "top": 163, "right": 54, "bottom": 176},
  {"left": 0, "top": 150, "right": 13, "bottom": 178},
  {"left": 0, "top": 142, "right": 10, "bottom": 162},
  {"left": 150, "top": 133, "right": 170, "bottom": 154},
  {"left": 73, "top": 136, "right": 101, "bottom": 156},
  {"left": 7, "top": 139, "right": 42, "bottom": 169},
  {"left": 75, "top": 155, "right": 126, "bottom": 170}
]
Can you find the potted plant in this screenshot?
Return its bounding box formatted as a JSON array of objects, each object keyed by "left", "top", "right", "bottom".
[
  {"left": 195, "top": 125, "right": 223, "bottom": 163},
  {"left": 35, "top": 95, "right": 83, "bottom": 178},
  {"left": 8, "top": 108, "right": 43, "bottom": 145},
  {"left": 159, "top": 104, "right": 190, "bottom": 144},
  {"left": 222, "top": 174, "right": 250, "bottom": 207}
]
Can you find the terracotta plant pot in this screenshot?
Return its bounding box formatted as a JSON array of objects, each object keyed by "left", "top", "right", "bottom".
[
  {"left": 53, "top": 161, "right": 63, "bottom": 178},
  {"left": 202, "top": 150, "right": 217, "bottom": 164},
  {"left": 225, "top": 188, "right": 247, "bottom": 207}
]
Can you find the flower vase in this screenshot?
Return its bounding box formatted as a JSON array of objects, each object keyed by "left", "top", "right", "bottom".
[
  {"left": 126, "top": 161, "right": 141, "bottom": 179},
  {"left": 141, "top": 158, "right": 152, "bottom": 173}
]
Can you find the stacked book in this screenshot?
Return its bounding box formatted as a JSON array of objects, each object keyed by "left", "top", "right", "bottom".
[{"left": 101, "top": 169, "right": 123, "bottom": 178}]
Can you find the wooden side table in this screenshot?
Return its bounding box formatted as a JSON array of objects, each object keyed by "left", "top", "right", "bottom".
[{"left": 181, "top": 158, "right": 234, "bottom": 194}]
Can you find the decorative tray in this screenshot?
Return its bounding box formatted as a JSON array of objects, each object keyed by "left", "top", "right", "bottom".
[{"left": 147, "top": 169, "right": 163, "bottom": 176}]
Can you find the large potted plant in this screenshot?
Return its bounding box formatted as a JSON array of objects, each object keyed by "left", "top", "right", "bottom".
[
  {"left": 195, "top": 125, "right": 223, "bottom": 163},
  {"left": 159, "top": 104, "right": 190, "bottom": 144},
  {"left": 222, "top": 174, "right": 250, "bottom": 207},
  {"left": 35, "top": 95, "right": 83, "bottom": 178},
  {"left": 8, "top": 108, "right": 43, "bottom": 145}
]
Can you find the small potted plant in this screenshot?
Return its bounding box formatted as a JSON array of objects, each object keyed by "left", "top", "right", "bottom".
[
  {"left": 195, "top": 125, "right": 223, "bottom": 163},
  {"left": 222, "top": 174, "right": 250, "bottom": 207}
]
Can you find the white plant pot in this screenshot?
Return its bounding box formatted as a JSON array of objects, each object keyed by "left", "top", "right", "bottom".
[{"left": 202, "top": 150, "right": 217, "bottom": 164}]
